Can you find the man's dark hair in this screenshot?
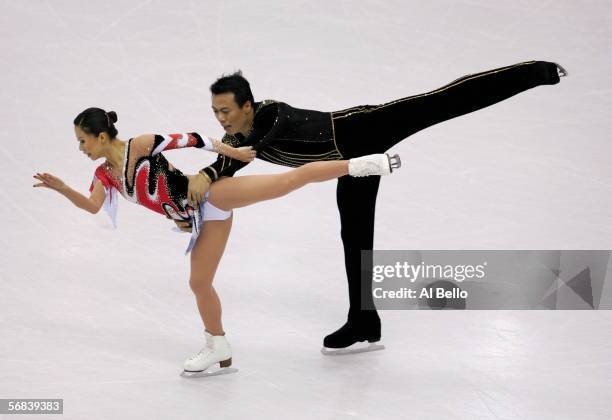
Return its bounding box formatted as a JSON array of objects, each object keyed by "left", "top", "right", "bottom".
[{"left": 210, "top": 70, "right": 255, "bottom": 107}]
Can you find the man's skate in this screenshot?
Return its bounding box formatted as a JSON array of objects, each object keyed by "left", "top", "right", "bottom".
[
  {"left": 321, "top": 314, "right": 385, "bottom": 355},
  {"left": 181, "top": 332, "right": 237, "bottom": 378}
]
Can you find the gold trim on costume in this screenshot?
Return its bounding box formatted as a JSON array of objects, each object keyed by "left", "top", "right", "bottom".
[
  {"left": 332, "top": 61, "right": 537, "bottom": 120},
  {"left": 198, "top": 170, "right": 212, "bottom": 184},
  {"left": 266, "top": 145, "right": 341, "bottom": 158},
  {"left": 266, "top": 148, "right": 341, "bottom": 160},
  {"left": 330, "top": 112, "right": 343, "bottom": 158},
  {"left": 259, "top": 151, "right": 299, "bottom": 167},
  {"left": 259, "top": 149, "right": 342, "bottom": 167},
  {"left": 209, "top": 166, "right": 218, "bottom": 180}
]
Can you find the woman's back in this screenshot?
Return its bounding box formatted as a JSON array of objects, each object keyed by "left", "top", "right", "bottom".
[{"left": 92, "top": 134, "right": 201, "bottom": 222}]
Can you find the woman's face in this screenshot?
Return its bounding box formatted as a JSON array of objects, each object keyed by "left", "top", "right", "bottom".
[{"left": 74, "top": 125, "right": 103, "bottom": 160}]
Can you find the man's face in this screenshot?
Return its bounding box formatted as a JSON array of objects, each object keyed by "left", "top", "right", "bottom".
[{"left": 211, "top": 93, "right": 253, "bottom": 136}]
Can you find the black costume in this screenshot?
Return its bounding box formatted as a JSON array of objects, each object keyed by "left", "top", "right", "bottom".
[{"left": 201, "top": 60, "right": 561, "bottom": 348}]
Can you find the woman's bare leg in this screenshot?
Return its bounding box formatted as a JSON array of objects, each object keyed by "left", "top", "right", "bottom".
[
  {"left": 188, "top": 160, "right": 345, "bottom": 333},
  {"left": 209, "top": 160, "right": 349, "bottom": 211},
  {"left": 189, "top": 215, "right": 233, "bottom": 335}
]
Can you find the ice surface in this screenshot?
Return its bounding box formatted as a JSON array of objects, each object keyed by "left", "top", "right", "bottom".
[{"left": 2, "top": 1, "right": 612, "bottom": 419}]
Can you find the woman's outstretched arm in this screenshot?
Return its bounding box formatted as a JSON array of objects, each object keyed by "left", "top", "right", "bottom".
[
  {"left": 33, "top": 173, "right": 106, "bottom": 214},
  {"left": 138, "top": 133, "right": 256, "bottom": 162}
]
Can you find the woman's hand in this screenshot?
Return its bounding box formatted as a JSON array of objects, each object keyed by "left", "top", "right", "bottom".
[
  {"left": 33, "top": 173, "right": 67, "bottom": 192},
  {"left": 234, "top": 146, "right": 257, "bottom": 162}
]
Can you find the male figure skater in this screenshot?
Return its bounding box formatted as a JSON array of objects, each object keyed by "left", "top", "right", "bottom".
[{"left": 186, "top": 60, "right": 567, "bottom": 353}]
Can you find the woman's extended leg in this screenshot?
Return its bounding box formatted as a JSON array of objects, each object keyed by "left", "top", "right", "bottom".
[
  {"left": 189, "top": 215, "right": 233, "bottom": 335},
  {"left": 208, "top": 160, "right": 349, "bottom": 211}
]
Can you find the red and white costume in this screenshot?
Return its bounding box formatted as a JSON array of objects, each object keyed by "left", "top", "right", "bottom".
[{"left": 89, "top": 133, "right": 232, "bottom": 254}]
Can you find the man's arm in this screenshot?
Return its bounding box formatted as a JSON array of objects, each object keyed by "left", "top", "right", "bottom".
[
  {"left": 199, "top": 103, "right": 283, "bottom": 179},
  {"left": 199, "top": 133, "right": 252, "bottom": 182},
  {"left": 186, "top": 133, "right": 249, "bottom": 206},
  {"left": 188, "top": 103, "right": 284, "bottom": 206}
]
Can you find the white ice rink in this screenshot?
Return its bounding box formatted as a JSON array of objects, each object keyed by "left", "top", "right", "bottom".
[{"left": 2, "top": 1, "right": 612, "bottom": 419}]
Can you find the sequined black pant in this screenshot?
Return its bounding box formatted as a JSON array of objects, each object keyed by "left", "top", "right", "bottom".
[{"left": 332, "top": 61, "right": 560, "bottom": 321}]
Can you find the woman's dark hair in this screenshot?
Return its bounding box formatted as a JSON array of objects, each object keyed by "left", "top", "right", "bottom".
[
  {"left": 73, "top": 107, "right": 119, "bottom": 139},
  {"left": 210, "top": 70, "right": 255, "bottom": 107}
]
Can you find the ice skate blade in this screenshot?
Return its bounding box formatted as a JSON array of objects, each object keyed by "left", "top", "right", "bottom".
[
  {"left": 321, "top": 342, "right": 385, "bottom": 356},
  {"left": 386, "top": 153, "right": 401, "bottom": 172},
  {"left": 554, "top": 62, "right": 569, "bottom": 77},
  {"left": 180, "top": 367, "right": 238, "bottom": 378}
]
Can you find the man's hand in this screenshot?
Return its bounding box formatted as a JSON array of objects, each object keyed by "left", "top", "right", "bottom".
[{"left": 187, "top": 173, "right": 211, "bottom": 207}]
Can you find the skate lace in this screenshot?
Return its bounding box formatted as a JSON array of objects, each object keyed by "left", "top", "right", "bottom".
[
  {"left": 189, "top": 345, "right": 214, "bottom": 361},
  {"left": 355, "top": 161, "right": 381, "bottom": 177}
]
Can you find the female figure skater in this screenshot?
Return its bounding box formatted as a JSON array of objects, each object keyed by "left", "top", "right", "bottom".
[{"left": 32, "top": 107, "right": 401, "bottom": 375}]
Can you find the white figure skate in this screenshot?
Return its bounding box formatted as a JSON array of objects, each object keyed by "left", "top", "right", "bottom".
[
  {"left": 180, "top": 332, "right": 237, "bottom": 378},
  {"left": 348, "top": 153, "right": 401, "bottom": 177}
]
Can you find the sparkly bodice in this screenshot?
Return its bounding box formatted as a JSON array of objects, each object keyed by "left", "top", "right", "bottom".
[{"left": 89, "top": 133, "right": 212, "bottom": 226}]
